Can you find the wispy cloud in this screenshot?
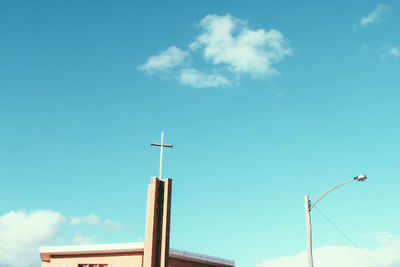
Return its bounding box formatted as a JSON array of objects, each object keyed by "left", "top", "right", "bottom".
[
  {"left": 257, "top": 233, "right": 400, "bottom": 267},
  {"left": 139, "top": 14, "right": 292, "bottom": 88},
  {"left": 102, "top": 219, "right": 129, "bottom": 230},
  {"left": 73, "top": 231, "right": 93, "bottom": 245},
  {"left": 70, "top": 214, "right": 129, "bottom": 230},
  {"left": 380, "top": 46, "right": 399, "bottom": 60},
  {"left": 139, "top": 46, "right": 189, "bottom": 74},
  {"left": 390, "top": 47, "right": 400, "bottom": 57},
  {"left": 179, "top": 68, "right": 231, "bottom": 88},
  {"left": 70, "top": 214, "right": 99, "bottom": 225},
  {"left": 360, "top": 4, "right": 391, "bottom": 27}
]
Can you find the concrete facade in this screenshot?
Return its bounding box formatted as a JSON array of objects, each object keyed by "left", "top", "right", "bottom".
[
  {"left": 40, "top": 243, "right": 144, "bottom": 267},
  {"left": 39, "top": 243, "right": 234, "bottom": 267}
]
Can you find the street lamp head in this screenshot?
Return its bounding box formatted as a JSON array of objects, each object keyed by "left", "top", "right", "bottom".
[{"left": 354, "top": 174, "right": 367, "bottom": 181}]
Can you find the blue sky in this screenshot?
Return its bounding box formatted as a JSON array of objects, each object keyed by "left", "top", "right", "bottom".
[{"left": 0, "top": 1, "right": 399, "bottom": 267}]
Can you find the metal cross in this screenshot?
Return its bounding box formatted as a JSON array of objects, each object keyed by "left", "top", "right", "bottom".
[{"left": 151, "top": 132, "right": 173, "bottom": 180}]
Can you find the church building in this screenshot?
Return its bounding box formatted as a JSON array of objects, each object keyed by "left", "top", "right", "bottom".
[{"left": 39, "top": 177, "right": 234, "bottom": 267}]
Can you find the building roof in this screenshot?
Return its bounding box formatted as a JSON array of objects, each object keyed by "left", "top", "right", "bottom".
[{"left": 39, "top": 242, "right": 234, "bottom": 266}]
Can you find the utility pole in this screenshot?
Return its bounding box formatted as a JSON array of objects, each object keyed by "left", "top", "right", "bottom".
[{"left": 304, "top": 195, "right": 314, "bottom": 267}]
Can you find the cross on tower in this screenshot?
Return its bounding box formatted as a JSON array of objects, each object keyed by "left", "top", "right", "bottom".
[{"left": 151, "top": 132, "right": 173, "bottom": 180}]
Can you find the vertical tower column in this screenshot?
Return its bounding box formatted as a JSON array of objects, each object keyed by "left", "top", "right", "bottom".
[{"left": 143, "top": 177, "right": 172, "bottom": 267}]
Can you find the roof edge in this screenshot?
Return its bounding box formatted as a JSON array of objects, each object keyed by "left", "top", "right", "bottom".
[
  {"left": 39, "top": 243, "right": 234, "bottom": 266},
  {"left": 170, "top": 248, "right": 234, "bottom": 267}
]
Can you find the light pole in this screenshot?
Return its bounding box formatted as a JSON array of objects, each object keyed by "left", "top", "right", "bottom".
[{"left": 304, "top": 174, "right": 367, "bottom": 267}]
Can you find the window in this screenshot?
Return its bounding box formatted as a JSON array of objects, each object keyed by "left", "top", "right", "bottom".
[{"left": 78, "top": 265, "right": 108, "bottom": 267}]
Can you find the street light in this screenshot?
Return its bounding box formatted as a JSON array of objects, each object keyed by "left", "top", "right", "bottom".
[{"left": 304, "top": 174, "right": 367, "bottom": 267}]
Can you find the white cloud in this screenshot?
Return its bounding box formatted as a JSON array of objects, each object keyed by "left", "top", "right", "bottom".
[
  {"left": 139, "top": 46, "right": 189, "bottom": 74},
  {"left": 0, "top": 210, "right": 64, "bottom": 267},
  {"left": 0, "top": 210, "right": 129, "bottom": 267},
  {"left": 360, "top": 4, "right": 390, "bottom": 26},
  {"left": 179, "top": 68, "right": 231, "bottom": 88},
  {"left": 257, "top": 233, "right": 400, "bottom": 267},
  {"left": 380, "top": 46, "right": 400, "bottom": 60},
  {"left": 139, "top": 14, "right": 292, "bottom": 88},
  {"left": 190, "top": 14, "right": 292, "bottom": 76},
  {"left": 70, "top": 214, "right": 129, "bottom": 230}
]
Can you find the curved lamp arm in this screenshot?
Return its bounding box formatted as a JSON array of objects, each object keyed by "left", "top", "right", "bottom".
[
  {"left": 304, "top": 174, "right": 366, "bottom": 267},
  {"left": 309, "top": 175, "right": 367, "bottom": 211}
]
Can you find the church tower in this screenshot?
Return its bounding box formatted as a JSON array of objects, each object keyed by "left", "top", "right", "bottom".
[{"left": 143, "top": 177, "right": 172, "bottom": 267}]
